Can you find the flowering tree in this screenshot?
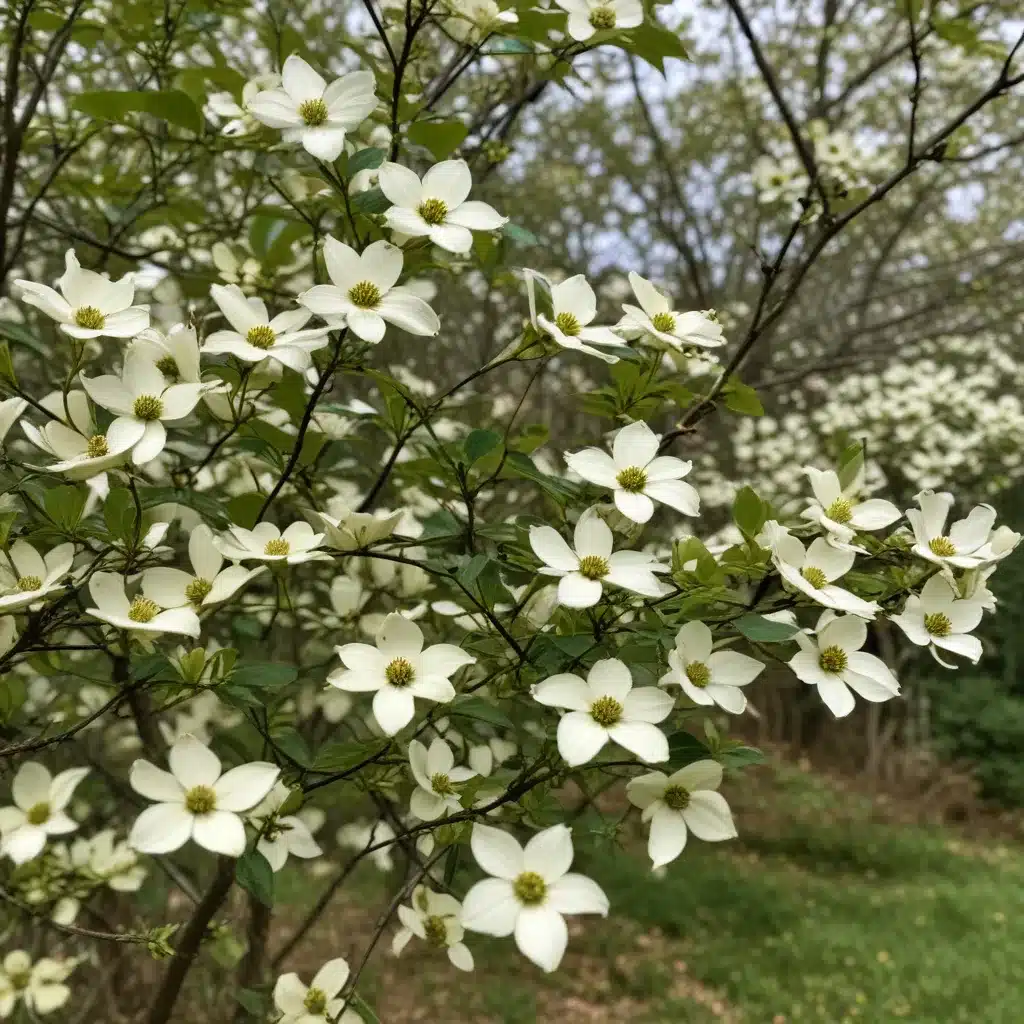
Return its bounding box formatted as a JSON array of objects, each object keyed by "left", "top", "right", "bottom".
[{"left": 0, "top": 0, "right": 1021, "bottom": 1021}]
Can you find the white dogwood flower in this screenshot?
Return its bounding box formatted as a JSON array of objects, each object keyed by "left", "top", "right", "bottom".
[
  {"left": 788, "top": 611, "right": 900, "bottom": 718},
  {"left": 248, "top": 782, "right": 323, "bottom": 871},
  {"left": 0, "top": 541, "right": 74, "bottom": 612},
  {"left": 408, "top": 737, "right": 477, "bottom": 820},
  {"left": 379, "top": 159, "right": 506, "bottom": 253},
  {"left": 444, "top": 0, "right": 518, "bottom": 41},
  {"left": 462, "top": 823, "right": 609, "bottom": 972},
  {"left": 660, "top": 621, "right": 764, "bottom": 714},
  {"left": 129, "top": 734, "right": 279, "bottom": 856},
  {"left": 71, "top": 829, "right": 146, "bottom": 892},
  {"left": 328, "top": 612, "right": 474, "bottom": 735},
  {"left": 299, "top": 237, "right": 440, "bottom": 343},
  {"left": 801, "top": 466, "right": 900, "bottom": 547},
  {"left": 141, "top": 525, "right": 264, "bottom": 610},
  {"left": 554, "top": 0, "right": 643, "bottom": 40},
  {"left": 564, "top": 420, "right": 698, "bottom": 523},
  {"left": 213, "top": 522, "right": 327, "bottom": 565},
  {"left": 317, "top": 505, "right": 403, "bottom": 551},
  {"left": 761, "top": 523, "right": 879, "bottom": 618},
  {"left": 525, "top": 271, "right": 623, "bottom": 363},
  {"left": 131, "top": 323, "right": 203, "bottom": 384},
  {"left": 0, "top": 763, "right": 88, "bottom": 865},
  {"left": 203, "top": 285, "right": 331, "bottom": 373},
  {"left": 80, "top": 349, "right": 209, "bottom": 465},
  {"left": 905, "top": 490, "right": 998, "bottom": 572},
  {"left": 617, "top": 272, "right": 724, "bottom": 351},
  {"left": 532, "top": 658, "right": 673, "bottom": 766},
  {"left": 86, "top": 572, "right": 201, "bottom": 638},
  {"left": 273, "top": 958, "right": 361, "bottom": 1023},
  {"left": 891, "top": 574, "right": 983, "bottom": 668},
  {"left": 626, "top": 760, "right": 737, "bottom": 868},
  {"left": 0, "top": 951, "right": 75, "bottom": 1018},
  {"left": 393, "top": 885, "right": 474, "bottom": 971},
  {"left": 14, "top": 249, "right": 150, "bottom": 340},
  {"left": 529, "top": 509, "right": 669, "bottom": 608},
  {"left": 247, "top": 55, "right": 376, "bottom": 162},
  {"left": 0, "top": 397, "right": 26, "bottom": 445},
  {"left": 205, "top": 73, "right": 280, "bottom": 136}
]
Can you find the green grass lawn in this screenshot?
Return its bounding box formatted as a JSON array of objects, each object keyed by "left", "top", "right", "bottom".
[{"left": 305, "top": 763, "right": 1024, "bottom": 1023}]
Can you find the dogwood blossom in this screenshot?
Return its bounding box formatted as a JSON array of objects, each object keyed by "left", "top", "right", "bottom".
[
  {"left": 393, "top": 885, "right": 474, "bottom": 971},
  {"left": 408, "top": 737, "right": 477, "bottom": 820},
  {"left": 299, "top": 237, "right": 440, "bottom": 343},
  {"left": 616, "top": 272, "right": 724, "bottom": 351},
  {"left": 86, "top": 573, "right": 201, "bottom": 638},
  {"left": 131, "top": 323, "right": 203, "bottom": 385},
  {"left": 141, "top": 525, "right": 263, "bottom": 610},
  {"left": 659, "top": 621, "right": 764, "bottom": 713},
  {"left": 203, "top": 285, "right": 331, "bottom": 372},
  {"left": 213, "top": 522, "right": 327, "bottom": 565},
  {"left": 317, "top": 505, "right": 404, "bottom": 550},
  {"left": 273, "top": 959, "right": 361, "bottom": 1023},
  {"left": 379, "top": 159, "right": 506, "bottom": 253},
  {"left": 905, "top": 490, "right": 998, "bottom": 572},
  {"left": 71, "top": 829, "right": 146, "bottom": 892},
  {"left": 80, "top": 350, "right": 209, "bottom": 464},
  {"left": 0, "top": 398, "right": 26, "bottom": 444},
  {"left": 564, "top": 420, "right": 699, "bottom": 523},
  {"left": 525, "top": 271, "right": 623, "bottom": 363},
  {"left": 801, "top": 466, "right": 900, "bottom": 547},
  {"left": 0, "top": 951, "right": 75, "bottom": 1018},
  {"left": 328, "top": 612, "right": 474, "bottom": 734},
  {"left": 462, "top": 823, "right": 609, "bottom": 972},
  {"left": 205, "top": 72, "right": 280, "bottom": 136},
  {"left": 249, "top": 782, "right": 323, "bottom": 871},
  {"left": 553, "top": 0, "right": 643, "bottom": 41},
  {"left": 14, "top": 249, "right": 150, "bottom": 340},
  {"left": 0, "top": 763, "right": 88, "bottom": 864},
  {"left": 529, "top": 509, "right": 669, "bottom": 607},
  {"left": 129, "top": 734, "right": 278, "bottom": 856},
  {"left": 0, "top": 541, "right": 74, "bottom": 612},
  {"left": 626, "top": 760, "right": 737, "bottom": 868},
  {"left": 443, "top": 0, "right": 518, "bottom": 41},
  {"left": 247, "top": 55, "right": 376, "bottom": 162},
  {"left": 788, "top": 611, "right": 900, "bottom": 717},
  {"left": 891, "top": 574, "right": 983, "bottom": 667},
  {"left": 532, "top": 658, "right": 673, "bottom": 766}
]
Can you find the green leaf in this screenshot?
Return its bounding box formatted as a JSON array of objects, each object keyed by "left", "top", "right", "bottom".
[
  {"left": 617, "top": 22, "right": 689, "bottom": 73},
  {"left": 735, "top": 613, "right": 799, "bottom": 643},
  {"left": 733, "top": 486, "right": 767, "bottom": 538},
  {"left": 723, "top": 379, "right": 764, "bottom": 417},
  {"left": 104, "top": 487, "right": 137, "bottom": 542},
  {"left": 464, "top": 428, "right": 503, "bottom": 465},
  {"left": 448, "top": 694, "right": 513, "bottom": 729},
  {"left": 837, "top": 441, "right": 864, "bottom": 491},
  {"left": 231, "top": 663, "right": 298, "bottom": 689},
  {"left": 502, "top": 222, "right": 539, "bottom": 247},
  {"left": 0, "top": 675, "right": 27, "bottom": 722},
  {"left": 73, "top": 89, "right": 202, "bottom": 133},
  {"left": 312, "top": 740, "right": 385, "bottom": 773},
  {"left": 407, "top": 119, "right": 469, "bottom": 160},
  {"left": 0, "top": 320, "right": 47, "bottom": 356},
  {"left": 350, "top": 187, "right": 391, "bottom": 214},
  {"left": 271, "top": 728, "right": 311, "bottom": 767},
  {"left": 348, "top": 147, "right": 386, "bottom": 174},
  {"left": 235, "top": 850, "right": 275, "bottom": 907},
  {"left": 226, "top": 493, "right": 265, "bottom": 530},
  {"left": 44, "top": 485, "right": 87, "bottom": 532},
  {"left": 348, "top": 994, "right": 381, "bottom": 1024},
  {"left": 0, "top": 342, "right": 14, "bottom": 385},
  {"left": 488, "top": 37, "right": 534, "bottom": 53},
  {"left": 720, "top": 744, "right": 766, "bottom": 769},
  {"left": 235, "top": 989, "right": 266, "bottom": 1016},
  {"left": 667, "top": 730, "right": 711, "bottom": 767}
]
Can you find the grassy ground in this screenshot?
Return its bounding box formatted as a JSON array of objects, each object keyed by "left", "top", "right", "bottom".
[{"left": 292, "top": 761, "right": 1024, "bottom": 1023}]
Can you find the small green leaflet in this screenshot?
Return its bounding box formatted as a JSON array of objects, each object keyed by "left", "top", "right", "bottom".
[{"left": 735, "top": 613, "right": 799, "bottom": 643}]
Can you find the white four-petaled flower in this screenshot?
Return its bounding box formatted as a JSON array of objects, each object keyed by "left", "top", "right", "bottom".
[
  {"left": 525, "top": 271, "right": 624, "bottom": 363},
  {"left": 248, "top": 781, "right": 323, "bottom": 871},
  {"left": 891, "top": 574, "right": 983, "bottom": 668},
  {"left": 0, "top": 762, "right": 89, "bottom": 865},
  {"left": 0, "top": 541, "right": 74, "bottom": 612},
  {"left": 553, "top": 0, "right": 643, "bottom": 41},
  {"left": 532, "top": 658, "right": 673, "bottom": 766},
  {"left": 86, "top": 572, "right": 201, "bottom": 638},
  {"left": 905, "top": 490, "right": 998, "bottom": 573},
  {"left": 213, "top": 521, "right": 327, "bottom": 565},
  {"left": 564, "top": 420, "right": 699, "bottom": 523},
  {"left": 408, "top": 737, "right": 477, "bottom": 820},
  {"left": 617, "top": 272, "right": 724, "bottom": 351},
  {"left": 272, "top": 958, "right": 361, "bottom": 1023},
  {"left": 801, "top": 466, "right": 900, "bottom": 548},
  {"left": 393, "top": 885, "right": 474, "bottom": 971},
  {"left": 0, "top": 950, "right": 75, "bottom": 1018},
  {"left": 129, "top": 734, "right": 279, "bottom": 856}
]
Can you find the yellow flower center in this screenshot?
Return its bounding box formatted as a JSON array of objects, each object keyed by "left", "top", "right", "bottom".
[
  {"left": 385, "top": 656, "right": 415, "bottom": 687},
  {"left": 184, "top": 784, "right": 217, "bottom": 815},
  {"left": 128, "top": 596, "right": 160, "bottom": 623},
  {"left": 417, "top": 198, "right": 449, "bottom": 225},
  {"left": 185, "top": 577, "right": 213, "bottom": 604},
  {"left": 246, "top": 324, "right": 276, "bottom": 350},
  {"left": 424, "top": 915, "right": 448, "bottom": 947},
  {"left": 924, "top": 612, "right": 952, "bottom": 638},
  {"left": 818, "top": 644, "right": 848, "bottom": 673},
  {"left": 588, "top": 5, "right": 617, "bottom": 29},
  {"left": 26, "top": 801, "right": 51, "bottom": 825},
  {"left": 553, "top": 311, "right": 581, "bottom": 337},
  {"left": 74, "top": 305, "right": 105, "bottom": 330},
  {"left": 663, "top": 784, "right": 690, "bottom": 810},
  {"left": 155, "top": 355, "right": 180, "bottom": 379},
  {"left": 928, "top": 536, "right": 957, "bottom": 557},
  {"left": 825, "top": 498, "right": 853, "bottom": 524},
  {"left": 298, "top": 98, "right": 329, "bottom": 127},
  {"left": 651, "top": 311, "right": 676, "bottom": 333},
  {"left": 616, "top": 466, "right": 647, "bottom": 493},
  {"left": 17, "top": 575, "right": 42, "bottom": 592},
  {"left": 513, "top": 870, "right": 547, "bottom": 906},
  {"left": 686, "top": 660, "right": 710, "bottom": 688},
  {"left": 303, "top": 987, "right": 328, "bottom": 1013},
  {"left": 348, "top": 280, "right": 382, "bottom": 308},
  {"left": 577, "top": 554, "right": 609, "bottom": 580},
  {"left": 86, "top": 434, "right": 109, "bottom": 458},
  {"left": 133, "top": 394, "right": 163, "bottom": 421},
  {"left": 8, "top": 970, "right": 30, "bottom": 991},
  {"left": 430, "top": 771, "right": 453, "bottom": 794},
  {"left": 264, "top": 538, "right": 290, "bottom": 556},
  {"left": 590, "top": 694, "right": 623, "bottom": 726},
  {"left": 801, "top": 566, "right": 828, "bottom": 589}
]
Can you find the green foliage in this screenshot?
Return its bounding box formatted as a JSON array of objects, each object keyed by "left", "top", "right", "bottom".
[
  {"left": 73, "top": 90, "right": 202, "bottom": 133},
  {"left": 235, "top": 850, "right": 275, "bottom": 907}
]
